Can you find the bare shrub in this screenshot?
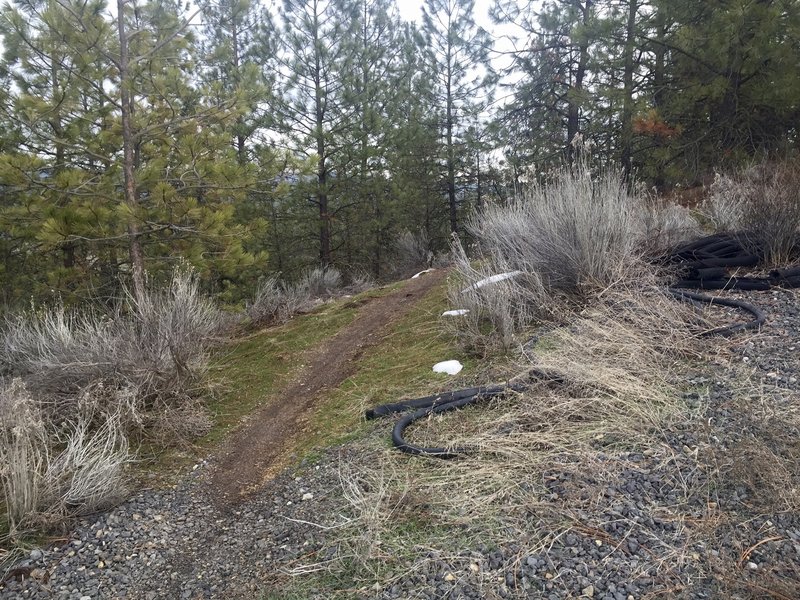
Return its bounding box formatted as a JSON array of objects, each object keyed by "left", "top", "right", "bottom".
[
  {"left": 246, "top": 268, "right": 344, "bottom": 327},
  {"left": 0, "top": 268, "right": 221, "bottom": 431},
  {"left": 0, "top": 306, "right": 117, "bottom": 397},
  {"left": 394, "top": 229, "right": 433, "bottom": 271},
  {"left": 638, "top": 196, "right": 702, "bottom": 255},
  {"left": 470, "top": 163, "right": 642, "bottom": 298},
  {"left": 0, "top": 380, "right": 128, "bottom": 537},
  {"left": 346, "top": 271, "right": 375, "bottom": 294},
  {"left": 702, "top": 161, "right": 800, "bottom": 264},
  {"left": 700, "top": 172, "right": 749, "bottom": 232},
  {"left": 297, "top": 266, "right": 342, "bottom": 298},
  {"left": 246, "top": 276, "right": 285, "bottom": 325},
  {"left": 123, "top": 269, "right": 222, "bottom": 403},
  {"left": 447, "top": 162, "right": 666, "bottom": 350},
  {"left": 446, "top": 239, "right": 539, "bottom": 353}
]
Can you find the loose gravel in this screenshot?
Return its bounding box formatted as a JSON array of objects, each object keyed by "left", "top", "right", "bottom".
[{"left": 2, "top": 288, "right": 799, "bottom": 599}]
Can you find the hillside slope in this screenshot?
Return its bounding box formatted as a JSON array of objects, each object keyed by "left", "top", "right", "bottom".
[{"left": 2, "top": 276, "right": 799, "bottom": 600}]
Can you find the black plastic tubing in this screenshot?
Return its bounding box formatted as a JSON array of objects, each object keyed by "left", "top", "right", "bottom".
[{"left": 667, "top": 288, "right": 766, "bottom": 337}]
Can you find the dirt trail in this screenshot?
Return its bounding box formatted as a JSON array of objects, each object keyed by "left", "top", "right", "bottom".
[{"left": 210, "top": 269, "right": 446, "bottom": 506}]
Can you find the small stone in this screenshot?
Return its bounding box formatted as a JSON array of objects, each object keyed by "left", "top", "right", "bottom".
[
  {"left": 582, "top": 585, "right": 595, "bottom": 597},
  {"left": 544, "top": 572, "right": 554, "bottom": 580},
  {"left": 747, "top": 562, "right": 758, "bottom": 570},
  {"left": 469, "top": 563, "right": 479, "bottom": 573},
  {"left": 29, "top": 549, "right": 43, "bottom": 561},
  {"left": 301, "top": 493, "right": 313, "bottom": 501},
  {"left": 595, "top": 540, "right": 603, "bottom": 547},
  {"left": 444, "top": 573, "right": 456, "bottom": 582}
]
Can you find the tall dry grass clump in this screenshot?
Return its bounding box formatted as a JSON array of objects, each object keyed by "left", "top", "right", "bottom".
[
  {"left": 701, "top": 160, "right": 800, "bottom": 264},
  {"left": 0, "top": 380, "right": 129, "bottom": 537}
]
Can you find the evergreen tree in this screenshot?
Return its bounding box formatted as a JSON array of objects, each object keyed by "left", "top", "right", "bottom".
[
  {"left": 272, "top": 0, "right": 357, "bottom": 267},
  {"left": 0, "top": 0, "right": 266, "bottom": 305},
  {"left": 199, "top": 0, "right": 274, "bottom": 165},
  {"left": 422, "top": 0, "right": 494, "bottom": 234}
]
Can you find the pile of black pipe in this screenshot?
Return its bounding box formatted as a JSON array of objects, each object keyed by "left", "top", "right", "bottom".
[
  {"left": 368, "top": 233, "right": 800, "bottom": 459},
  {"left": 665, "top": 232, "right": 799, "bottom": 335},
  {"left": 665, "top": 232, "right": 800, "bottom": 290}
]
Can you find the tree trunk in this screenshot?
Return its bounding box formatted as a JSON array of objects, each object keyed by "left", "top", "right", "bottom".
[
  {"left": 567, "top": 0, "right": 592, "bottom": 165},
  {"left": 314, "top": 12, "right": 331, "bottom": 267},
  {"left": 117, "top": 0, "right": 145, "bottom": 300},
  {"left": 446, "top": 41, "right": 457, "bottom": 234},
  {"left": 620, "top": 0, "right": 638, "bottom": 182}
]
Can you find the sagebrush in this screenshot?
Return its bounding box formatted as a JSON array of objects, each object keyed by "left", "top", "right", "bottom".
[
  {"left": 0, "top": 269, "right": 220, "bottom": 538},
  {"left": 702, "top": 160, "right": 800, "bottom": 264},
  {"left": 448, "top": 162, "right": 696, "bottom": 350}
]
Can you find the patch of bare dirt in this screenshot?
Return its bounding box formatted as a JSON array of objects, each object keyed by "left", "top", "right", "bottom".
[{"left": 209, "top": 269, "right": 447, "bottom": 507}]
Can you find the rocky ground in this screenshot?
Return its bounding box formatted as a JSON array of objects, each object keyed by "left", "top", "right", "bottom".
[{"left": 2, "top": 287, "right": 798, "bottom": 599}]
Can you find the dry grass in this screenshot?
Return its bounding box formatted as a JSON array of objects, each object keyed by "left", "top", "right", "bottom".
[
  {"left": 326, "top": 282, "right": 709, "bottom": 590},
  {"left": 0, "top": 380, "right": 129, "bottom": 539}
]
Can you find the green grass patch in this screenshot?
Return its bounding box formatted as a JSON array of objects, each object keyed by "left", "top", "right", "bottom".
[{"left": 296, "top": 278, "right": 474, "bottom": 456}]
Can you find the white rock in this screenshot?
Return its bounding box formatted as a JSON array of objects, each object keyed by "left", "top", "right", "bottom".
[
  {"left": 581, "top": 585, "right": 594, "bottom": 597},
  {"left": 442, "top": 309, "right": 469, "bottom": 317},
  {"left": 433, "top": 360, "right": 463, "bottom": 375},
  {"left": 411, "top": 268, "right": 434, "bottom": 279},
  {"left": 302, "top": 492, "right": 313, "bottom": 501}
]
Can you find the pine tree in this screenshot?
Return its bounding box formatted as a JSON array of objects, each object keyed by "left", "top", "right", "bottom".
[
  {"left": 422, "top": 0, "right": 494, "bottom": 234},
  {"left": 199, "top": 0, "right": 274, "bottom": 165},
  {"left": 272, "top": 0, "right": 357, "bottom": 267},
  {"left": 0, "top": 0, "right": 266, "bottom": 305}
]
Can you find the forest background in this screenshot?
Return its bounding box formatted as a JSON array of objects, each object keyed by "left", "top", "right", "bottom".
[{"left": 0, "top": 0, "right": 797, "bottom": 307}]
